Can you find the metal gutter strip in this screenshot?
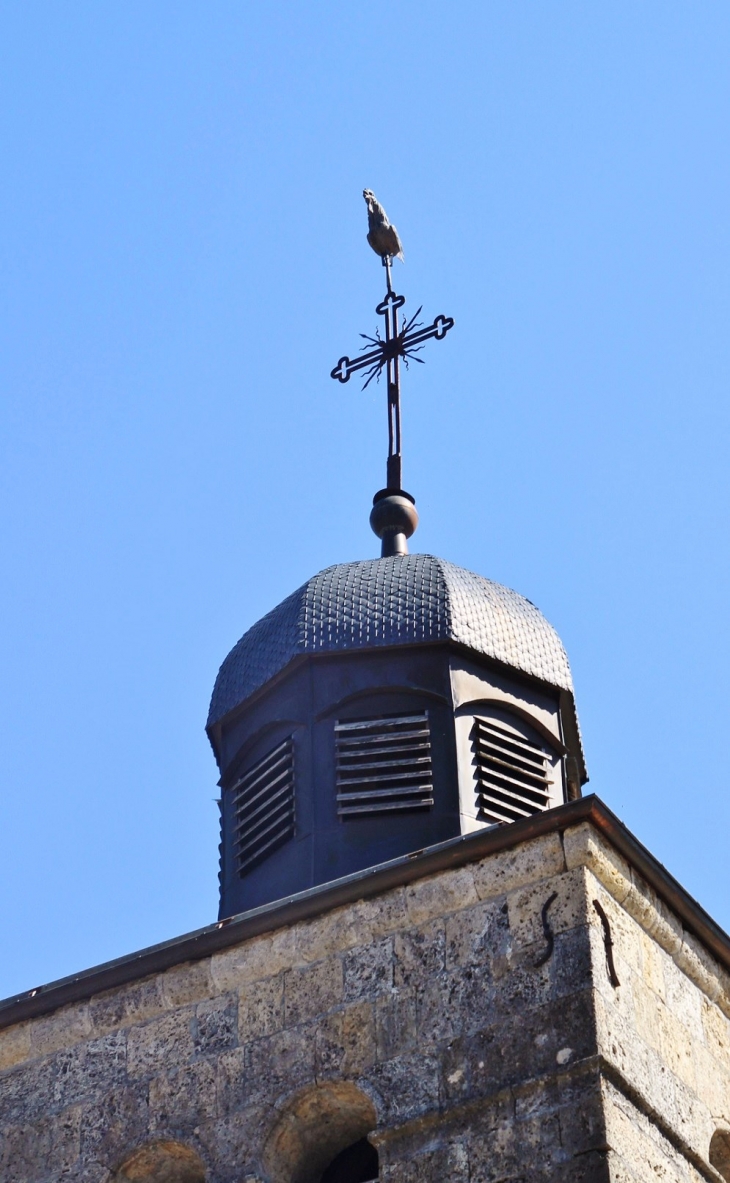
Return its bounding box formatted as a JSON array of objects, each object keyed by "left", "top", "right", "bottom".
[{"left": 0, "top": 795, "right": 727, "bottom": 1031}]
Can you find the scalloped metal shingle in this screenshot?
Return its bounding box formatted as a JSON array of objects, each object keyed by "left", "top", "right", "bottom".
[{"left": 207, "top": 554, "right": 573, "bottom": 727}]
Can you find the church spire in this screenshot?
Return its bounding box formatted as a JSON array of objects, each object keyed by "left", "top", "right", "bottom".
[{"left": 330, "top": 190, "right": 454, "bottom": 556}]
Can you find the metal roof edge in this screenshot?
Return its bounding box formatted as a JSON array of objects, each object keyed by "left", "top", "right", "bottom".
[
  {"left": 206, "top": 637, "right": 568, "bottom": 738},
  {"left": 1, "top": 795, "right": 727, "bottom": 1031}
]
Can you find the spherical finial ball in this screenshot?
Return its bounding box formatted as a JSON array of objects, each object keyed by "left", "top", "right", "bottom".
[{"left": 370, "top": 490, "right": 419, "bottom": 542}]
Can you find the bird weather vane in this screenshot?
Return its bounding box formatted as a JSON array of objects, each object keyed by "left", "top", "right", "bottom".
[{"left": 330, "top": 190, "right": 454, "bottom": 492}]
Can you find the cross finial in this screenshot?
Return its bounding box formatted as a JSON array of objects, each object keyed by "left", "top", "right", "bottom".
[{"left": 330, "top": 190, "right": 454, "bottom": 556}]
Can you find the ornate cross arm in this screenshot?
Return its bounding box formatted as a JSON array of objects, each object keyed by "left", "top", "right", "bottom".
[
  {"left": 330, "top": 240, "right": 455, "bottom": 505},
  {"left": 330, "top": 310, "right": 455, "bottom": 386}
]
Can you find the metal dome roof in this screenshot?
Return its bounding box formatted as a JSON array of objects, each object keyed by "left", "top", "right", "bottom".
[{"left": 207, "top": 554, "right": 573, "bottom": 727}]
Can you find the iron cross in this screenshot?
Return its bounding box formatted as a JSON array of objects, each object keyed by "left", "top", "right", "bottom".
[{"left": 330, "top": 256, "right": 454, "bottom": 491}]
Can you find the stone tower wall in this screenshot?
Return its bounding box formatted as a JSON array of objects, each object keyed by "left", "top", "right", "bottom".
[
  {"left": 570, "top": 822, "right": 730, "bottom": 1182},
  {"left": 1, "top": 814, "right": 729, "bottom": 1183}
]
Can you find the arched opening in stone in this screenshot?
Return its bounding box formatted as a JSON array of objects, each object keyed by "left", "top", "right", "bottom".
[
  {"left": 319, "top": 1136, "right": 378, "bottom": 1182},
  {"left": 262, "top": 1081, "right": 377, "bottom": 1183},
  {"left": 114, "top": 1140, "right": 206, "bottom": 1183},
  {"left": 710, "top": 1130, "right": 730, "bottom": 1181}
]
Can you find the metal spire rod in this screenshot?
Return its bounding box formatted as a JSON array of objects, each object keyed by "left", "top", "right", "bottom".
[
  {"left": 330, "top": 190, "right": 455, "bottom": 557},
  {"left": 330, "top": 225, "right": 454, "bottom": 493}
]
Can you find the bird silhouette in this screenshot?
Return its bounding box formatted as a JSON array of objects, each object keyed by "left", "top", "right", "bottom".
[{"left": 363, "top": 189, "right": 404, "bottom": 261}]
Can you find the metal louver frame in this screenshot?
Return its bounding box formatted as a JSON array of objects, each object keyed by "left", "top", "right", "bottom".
[
  {"left": 335, "top": 712, "right": 433, "bottom": 818},
  {"left": 471, "top": 717, "right": 552, "bottom": 825},
  {"left": 232, "top": 737, "right": 295, "bottom": 874}
]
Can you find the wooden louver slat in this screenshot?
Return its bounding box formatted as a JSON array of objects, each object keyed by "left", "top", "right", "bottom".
[
  {"left": 471, "top": 717, "right": 553, "bottom": 826},
  {"left": 336, "top": 712, "right": 434, "bottom": 818},
  {"left": 232, "top": 737, "right": 295, "bottom": 874}
]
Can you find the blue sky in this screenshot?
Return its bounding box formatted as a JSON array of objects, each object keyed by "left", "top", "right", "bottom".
[{"left": 1, "top": 2, "right": 729, "bottom": 999}]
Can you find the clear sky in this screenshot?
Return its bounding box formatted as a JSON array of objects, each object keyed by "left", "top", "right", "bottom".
[{"left": 1, "top": 2, "right": 729, "bottom": 1000}]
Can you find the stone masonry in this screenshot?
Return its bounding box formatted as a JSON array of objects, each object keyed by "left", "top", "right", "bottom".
[{"left": 1, "top": 799, "right": 730, "bottom": 1183}]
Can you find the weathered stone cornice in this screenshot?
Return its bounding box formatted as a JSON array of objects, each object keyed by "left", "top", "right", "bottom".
[{"left": 1, "top": 794, "right": 728, "bottom": 1031}]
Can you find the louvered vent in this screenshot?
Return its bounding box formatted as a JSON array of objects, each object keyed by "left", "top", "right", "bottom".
[
  {"left": 471, "top": 717, "right": 552, "bottom": 825},
  {"left": 335, "top": 712, "right": 433, "bottom": 818},
  {"left": 232, "top": 737, "right": 295, "bottom": 875}
]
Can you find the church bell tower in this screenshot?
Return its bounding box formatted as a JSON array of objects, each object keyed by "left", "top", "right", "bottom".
[
  {"left": 4, "top": 190, "right": 730, "bottom": 1183},
  {"left": 208, "top": 192, "right": 587, "bottom": 920}
]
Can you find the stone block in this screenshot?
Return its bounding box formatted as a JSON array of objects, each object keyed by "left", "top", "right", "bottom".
[
  {"left": 676, "top": 930, "right": 722, "bottom": 1005},
  {"left": 160, "top": 958, "right": 214, "bottom": 1008},
  {"left": 126, "top": 1009, "right": 194, "bottom": 1080},
  {"left": 588, "top": 879, "right": 644, "bottom": 977},
  {"left": 691, "top": 1038, "right": 730, "bottom": 1120},
  {"left": 587, "top": 931, "right": 635, "bottom": 1031},
  {"left": 559, "top": 1151, "right": 612, "bottom": 1182},
  {"left": 444, "top": 896, "right": 510, "bottom": 973},
  {"left": 66, "top": 1166, "right": 115, "bottom": 1183},
  {"left": 631, "top": 977, "right": 665, "bottom": 1059},
  {"left": 375, "top": 989, "right": 417, "bottom": 1062},
  {"left": 343, "top": 938, "right": 394, "bottom": 1002},
  {"left": 283, "top": 958, "right": 343, "bottom": 1028},
  {"left": 670, "top": 1071, "right": 714, "bottom": 1163},
  {"left": 393, "top": 919, "right": 445, "bottom": 991},
  {"left": 549, "top": 925, "right": 594, "bottom": 1000},
  {"left": 507, "top": 867, "right": 589, "bottom": 953},
  {"left": 555, "top": 1081, "right": 607, "bottom": 1158},
  {"left": 79, "top": 1081, "right": 150, "bottom": 1163},
  {"left": 663, "top": 955, "right": 704, "bottom": 1044},
  {"left": 563, "top": 823, "right": 632, "bottom": 905},
  {"left": 470, "top": 831, "right": 566, "bottom": 901},
  {"left": 517, "top": 1108, "right": 565, "bottom": 1163},
  {"left": 195, "top": 1108, "right": 270, "bottom": 1182},
  {"left": 90, "top": 976, "right": 166, "bottom": 1036},
  {"left": 651, "top": 896, "right": 683, "bottom": 960},
  {"left": 29, "top": 1001, "right": 92, "bottom": 1058},
  {"left": 639, "top": 929, "right": 667, "bottom": 1002},
  {"left": 295, "top": 903, "right": 373, "bottom": 965},
  {"left": 148, "top": 1057, "right": 218, "bottom": 1130},
  {"left": 595, "top": 994, "right": 672, "bottom": 1118},
  {"left": 702, "top": 995, "right": 730, "bottom": 1064},
  {"left": 193, "top": 994, "right": 238, "bottom": 1058},
  {"left": 714, "top": 963, "right": 730, "bottom": 1022},
  {"left": 484, "top": 952, "right": 554, "bottom": 1024},
  {"left": 367, "top": 1051, "right": 440, "bottom": 1123},
  {"left": 442, "top": 989, "right": 597, "bottom": 1106},
  {"left": 602, "top": 994, "right": 712, "bottom": 1161},
  {"left": 211, "top": 926, "right": 297, "bottom": 993},
  {"left": 623, "top": 869, "right": 663, "bottom": 939},
  {"left": 216, "top": 1046, "right": 249, "bottom": 1117},
  {"left": 0, "top": 1103, "right": 82, "bottom": 1181},
  {"left": 354, "top": 888, "right": 409, "bottom": 939},
  {"left": 0, "top": 1021, "right": 31, "bottom": 1072},
  {"left": 245, "top": 1022, "right": 317, "bottom": 1105},
  {"left": 603, "top": 1077, "right": 703, "bottom": 1183},
  {"left": 315, "top": 1000, "right": 376, "bottom": 1078},
  {"left": 466, "top": 1121, "right": 525, "bottom": 1183},
  {"left": 404, "top": 866, "right": 478, "bottom": 926},
  {"left": 513, "top": 1062, "right": 601, "bottom": 1122},
  {"left": 52, "top": 1030, "right": 127, "bottom": 1112},
  {"left": 0, "top": 1053, "right": 53, "bottom": 1126},
  {"left": 381, "top": 1137, "right": 469, "bottom": 1182},
  {"left": 414, "top": 970, "right": 468, "bottom": 1047},
  {"left": 238, "top": 974, "right": 285, "bottom": 1042},
  {"left": 294, "top": 889, "right": 407, "bottom": 964}
]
